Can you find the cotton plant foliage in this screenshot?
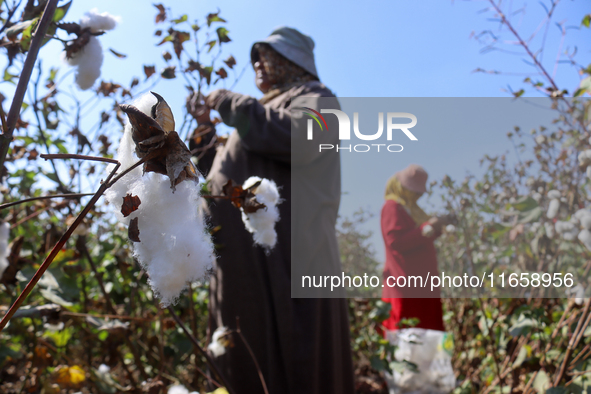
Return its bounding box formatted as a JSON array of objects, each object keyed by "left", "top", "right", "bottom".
[
  {"left": 105, "top": 93, "right": 214, "bottom": 307},
  {"left": 240, "top": 176, "right": 281, "bottom": 249},
  {"left": 63, "top": 9, "right": 119, "bottom": 90}
]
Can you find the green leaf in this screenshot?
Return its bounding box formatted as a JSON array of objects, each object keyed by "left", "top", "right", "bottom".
[
  {"left": 574, "top": 76, "right": 591, "bottom": 97},
  {"left": 52, "top": 1, "right": 72, "bottom": 23},
  {"left": 20, "top": 17, "right": 39, "bottom": 51},
  {"left": 582, "top": 14, "right": 591, "bottom": 28},
  {"left": 370, "top": 355, "right": 388, "bottom": 372},
  {"left": 518, "top": 207, "right": 542, "bottom": 224},
  {"left": 509, "top": 314, "right": 536, "bottom": 336},
  {"left": 43, "top": 326, "right": 73, "bottom": 347},
  {"left": 206, "top": 40, "right": 216, "bottom": 53},
  {"left": 511, "top": 196, "right": 539, "bottom": 212},
  {"left": 171, "top": 14, "right": 188, "bottom": 24},
  {"left": 216, "top": 27, "right": 231, "bottom": 43},
  {"left": 5, "top": 19, "right": 35, "bottom": 40},
  {"left": 207, "top": 12, "right": 227, "bottom": 27},
  {"left": 513, "top": 346, "right": 528, "bottom": 367},
  {"left": 368, "top": 300, "right": 391, "bottom": 322},
  {"left": 3, "top": 69, "right": 18, "bottom": 84}
]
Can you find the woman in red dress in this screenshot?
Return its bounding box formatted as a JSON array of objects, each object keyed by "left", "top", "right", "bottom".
[{"left": 381, "top": 164, "right": 451, "bottom": 332}]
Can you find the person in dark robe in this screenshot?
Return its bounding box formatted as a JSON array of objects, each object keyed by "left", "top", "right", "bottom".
[{"left": 190, "top": 27, "right": 355, "bottom": 394}]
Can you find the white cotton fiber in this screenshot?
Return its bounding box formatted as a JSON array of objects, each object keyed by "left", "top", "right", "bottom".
[
  {"left": 0, "top": 222, "right": 9, "bottom": 279},
  {"left": 167, "top": 384, "right": 199, "bottom": 394},
  {"left": 544, "top": 222, "right": 555, "bottom": 239},
  {"left": 64, "top": 36, "right": 103, "bottom": 90},
  {"left": 208, "top": 326, "right": 229, "bottom": 357},
  {"left": 587, "top": 166, "right": 591, "bottom": 180},
  {"left": 105, "top": 94, "right": 214, "bottom": 307},
  {"left": 578, "top": 150, "right": 591, "bottom": 167},
  {"left": 547, "top": 190, "right": 561, "bottom": 200},
  {"left": 63, "top": 9, "right": 118, "bottom": 90},
  {"left": 547, "top": 199, "right": 560, "bottom": 219},
  {"left": 80, "top": 8, "right": 119, "bottom": 33},
  {"left": 579, "top": 229, "right": 591, "bottom": 251},
  {"left": 240, "top": 176, "right": 281, "bottom": 249}
]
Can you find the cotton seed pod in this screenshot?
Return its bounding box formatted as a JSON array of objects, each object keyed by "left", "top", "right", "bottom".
[
  {"left": 578, "top": 150, "right": 591, "bottom": 167},
  {"left": 150, "top": 91, "right": 175, "bottom": 132},
  {"left": 547, "top": 199, "right": 560, "bottom": 219},
  {"left": 578, "top": 229, "right": 591, "bottom": 251},
  {"left": 545, "top": 222, "right": 555, "bottom": 238},
  {"left": 547, "top": 190, "right": 561, "bottom": 200}
]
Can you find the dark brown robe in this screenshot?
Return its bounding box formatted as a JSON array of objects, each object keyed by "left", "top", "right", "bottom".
[{"left": 201, "top": 81, "right": 355, "bottom": 394}]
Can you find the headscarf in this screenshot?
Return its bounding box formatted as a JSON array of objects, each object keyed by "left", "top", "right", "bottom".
[
  {"left": 384, "top": 175, "right": 430, "bottom": 225},
  {"left": 252, "top": 43, "right": 318, "bottom": 104}
]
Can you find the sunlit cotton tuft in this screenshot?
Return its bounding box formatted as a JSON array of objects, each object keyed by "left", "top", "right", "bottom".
[
  {"left": 167, "top": 384, "right": 199, "bottom": 394},
  {"left": 208, "top": 326, "right": 229, "bottom": 357},
  {"left": 63, "top": 9, "right": 119, "bottom": 90},
  {"left": 241, "top": 176, "right": 281, "bottom": 249},
  {"left": 105, "top": 94, "right": 214, "bottom": 307},
  {"left": 0, "top": 222, "right": 9, "bottom": 279}
]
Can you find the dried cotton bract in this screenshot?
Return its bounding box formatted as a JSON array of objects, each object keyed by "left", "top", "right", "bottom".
[
  {"left": 105, "top": 93, "right": 214, "bottom": 306},
  {"left": 63, "top": 9, "right": 119, "bottom": 90},
  {"left": 241, "top": 176, "right": 281, "bottom": 249}
]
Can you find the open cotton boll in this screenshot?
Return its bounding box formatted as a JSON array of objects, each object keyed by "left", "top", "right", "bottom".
[
  {"left": 241, "top": 176, "right": 280, "bottom": 249},
  {"left": 208, "top": 326, "right": 229, "bottom": 357},
  {"left": 547, "top": 199, "right": 560, "bottom": 219},
  {"left": 547, "top": 190, "right": 561, "bottom": 200},
  {"left": 544, "top": 222, "right": 555, "bottom": 238},
  {"left": 104, "top": 94, "right": 214, "bottom": 307},
  {"left": 579, "top": 229, "right": 591, "bottom": 251},
  {"left": 167, "top": 384, "right": 199, "bottom": 394},
  {"left": 581, "top": 216, "right": 591, "bottom": 231},
  {"left": 80, "top": 8, "right": 119, "bottom": 33},
  {"left": 0, "top": 222, "right": 9, "bottom": 279},
  {"left": 64, "top": 36, "right": 103, "bottom": 90},
  {"left": 578, "top": 150, "right": 591, "bottom": 167},
  {"left": 555, "top": 220, "right": 576, "bottom": 234}
]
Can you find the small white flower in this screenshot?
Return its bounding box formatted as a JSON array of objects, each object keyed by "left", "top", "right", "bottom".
[
  {"left": 208, "top": 326, "right": 230, "bottom": 358},
  {"left": 547, "top": 199, "right": 560, "bottom": 219}
]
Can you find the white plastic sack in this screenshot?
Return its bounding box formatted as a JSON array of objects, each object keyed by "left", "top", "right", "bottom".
[{"left": 384, "top": 328, "right": 456, "bottom": 394}]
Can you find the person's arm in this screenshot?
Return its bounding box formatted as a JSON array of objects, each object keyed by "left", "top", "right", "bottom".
[
  {"left": 382, "top": 202, "right": 439, "bottom": 254},
  {"left": 211, "top": 86, "right": 340, "bottom": 166}
]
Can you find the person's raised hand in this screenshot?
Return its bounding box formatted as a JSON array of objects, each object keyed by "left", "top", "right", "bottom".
[{"left": 205, "top": 89, "right": 230, "bottom": 110}]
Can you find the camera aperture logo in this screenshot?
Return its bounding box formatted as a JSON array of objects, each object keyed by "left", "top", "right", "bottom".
[{"left": 294, "top": 107, "right": 418, "bottom": 153}]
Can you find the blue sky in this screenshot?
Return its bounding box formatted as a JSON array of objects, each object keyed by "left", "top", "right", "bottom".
[{"left": 5, "top": 0, "right": 591, "bottom": 265}]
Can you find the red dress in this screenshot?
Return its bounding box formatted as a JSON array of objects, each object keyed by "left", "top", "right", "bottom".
[{"left": 381, "top": 200, "right": 445, "bottom": 332}]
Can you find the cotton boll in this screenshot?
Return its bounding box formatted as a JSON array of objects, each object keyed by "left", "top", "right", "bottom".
[
  {"left": 530, "top": 222, "right": 542, "bottom": 234},
  {"left": 555, "top": 221, "right": 576, "bottom": 234},
  {"left": 208, "top": 326, "right": 229, "bottom": 357},
  {"left": 581, "top": 216, "right": 591, "bottom": 231},
  {"left": 532, "top": 192, "right": 542, "bottom": 202},
  {"left": 563, "top": 230, "right": 578, "bottom": 242},
  {"left": 535, "top": 135, "right": 546, "bottom": 144},
  {"left": 240, "top": 177, "right": 281, "bottom": 249},
  {"left": 544, "top": 222, "right": 555, "bottom": 238},
  {"left": 547, "top": 199, "right": 560, "bottom": 219},
  {"left": 0, "top": 222, "right": 9, "bottom": 279},
  {"left": 445, "top": 224, "right": 456, "bottom": 233},
  {"left": 578, "top": 150, "right": 591, "bottom": 167},
  {"left": 64, "top": 36, "right": 103, "bottom": 90},
  {"left": 98, "top": 364, "right": 110, "bottom": 374},
  {"left": 80, "top": 9, "right": 119, "bottom": 33},
  {"left": 167, "top": 384, "right": 199, "bottom": 394},
  {"left": 547, "top": 190, "right": 561, "bottom": 200},
  {"left": 579, "top": 229, "right": 591, "bottom": 251},
  {"left": 105, "top": 94, "right": 214, "bottom": 306}
]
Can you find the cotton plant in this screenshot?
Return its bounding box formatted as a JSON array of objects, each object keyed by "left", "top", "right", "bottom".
[
  {"left": 62, "top": 9, "right": 120, "bottom": 90},
  {"left": 105, "top": 92, "right": 214, "bottom": 306},
  {"left": 240, "top": 176, "right": 281, "bottom": 249},
  {"left": 168, "top": 384, "right": 199, "bottom": 394},
  {"left": 0, "top": 221, "right": 9, "bottom": 279},
  {"left": 208, "top": 326, "right": 231, "bottom": 357}
]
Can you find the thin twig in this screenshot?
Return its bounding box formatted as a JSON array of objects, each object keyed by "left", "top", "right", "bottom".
[
  {"left": 0, "top": 193, "right": 93, "bottom": 210},
  {"left": 40, "top": 153, "right": 119, "bottom": 164},
  {"left": 235, "top": 317, "right": 269, "bottom": 394},
  {"left": 167, "top": 306, "right": 235, "bottom": 394},
  {"left": 0, "top": 0, "right": 59, "bottom": 176},
  {"left": 0, "top": 160, "right": 121, "bottom": 332}
]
